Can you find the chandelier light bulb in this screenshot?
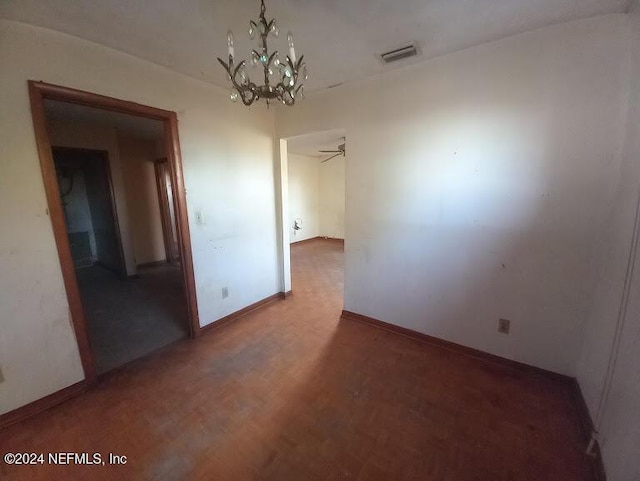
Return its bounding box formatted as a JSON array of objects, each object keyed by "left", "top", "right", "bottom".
[
  {"left": 248, "top": 22, "right": 255, "bottom": 39},
  {"left": 287, "top": 31, "right": 296, "bottom": 63},
  {"left": 227, "top": 30, "right": 235, "bottom": 57}
]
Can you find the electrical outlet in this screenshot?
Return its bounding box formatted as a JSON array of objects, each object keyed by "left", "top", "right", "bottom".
[
  {"left": 222, "top": 287, "right": 229, "bottom": 299},
  {"left": 0, "top": 366, "right": 5, "bottom": 383},
  {"left": 498, "top": 318, "right": 511, "bottom": 334}
]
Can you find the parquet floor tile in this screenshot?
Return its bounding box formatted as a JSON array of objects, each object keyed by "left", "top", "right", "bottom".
[{"left": 0, "top": 239, "right": 593, "bottom": 480}]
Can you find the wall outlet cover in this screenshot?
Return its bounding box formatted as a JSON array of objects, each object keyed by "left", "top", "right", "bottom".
[{"left": 498, "top": 318, "right": 511, "bottom": 334}]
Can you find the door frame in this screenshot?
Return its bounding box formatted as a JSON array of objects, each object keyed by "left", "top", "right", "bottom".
[
  {"left": 28, "top": 80, "right": 201, "bottom": 384},
  {"left": 52, "top": 146, "right": 127, "bottom": 278},
  {"left": 154, "top": 158, "right": 180, "bottom": 265}
]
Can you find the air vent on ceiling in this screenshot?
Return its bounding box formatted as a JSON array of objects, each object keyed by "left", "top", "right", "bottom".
[{"left": 379, "top": 43, "right": 419, "bottom": 64}]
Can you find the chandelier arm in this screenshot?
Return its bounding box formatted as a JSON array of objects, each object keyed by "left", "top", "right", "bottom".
[
  {"left": 232, "top": 60, "right": 248, "bottom": 84},
  {"left": 219, "top": 56, "right": 259, "bottom": 106},
  {"left": 268, "top": 51, "right": 278, "bottom": 68},
  {"left": 274, "top": 81, "right": 296, "bottom": 105},
  {"left": 217, "top": 57, "right": 232, "bottom": 74},
  {"left": 222, "top": 57, "right": 246, "bottom": 92},
  {"left": 240, "top": 85, "right": 258, "bottom": 106}
]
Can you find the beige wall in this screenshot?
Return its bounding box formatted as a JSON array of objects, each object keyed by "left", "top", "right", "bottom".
[
  {"left": 577, "top": 2, "right": 640, "bottom": 480},
  {"left": 118, "top": 135, "right": 166, "bottom": 266},
  {"left": 276, "top": 14, "right": 631, "bottom": 376},
  {"left": 288, "top": 153, "right": 319, "bottom": 242},
  {"left": 287, "top": 153, "right": 346, "bottom": 243},
  {"left": 318, "top": 155, "right": 345, "bottom": 239},
  {"left": 0, "top": 19, "right": 279, "bottom": 415}
]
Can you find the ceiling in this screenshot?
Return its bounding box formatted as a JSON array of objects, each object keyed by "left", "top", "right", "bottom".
[
  {"left": 287, "top": 129, "right": 346, "bottom": 157},
  {"left": 44, "top": 100, "right": 165, "bottom": 141},
  {"left": 1, "top": 0, "right": 632, "bottom": 92}
]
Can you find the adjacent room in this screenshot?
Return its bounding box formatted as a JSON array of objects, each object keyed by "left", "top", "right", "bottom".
[
  {"left": 286, "top": 130, "right": 346, "bottom": 245},
  {"left": 285, "top": 130, "right": 346, "bottom": 296},
  {"left": 1, "top": 0, "right": 640, "bottom": 480},
  {"left": 44, "top": 100, "right": 190, "bottom": 373}
]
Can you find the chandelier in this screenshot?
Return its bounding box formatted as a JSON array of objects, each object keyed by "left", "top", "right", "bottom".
[{"left": 217, "top": 0, "right": 308, "bottom": 107}]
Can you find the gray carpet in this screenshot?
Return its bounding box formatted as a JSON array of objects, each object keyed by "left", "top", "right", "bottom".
[{"left": 77, "top": 263, "right": 188, "bottom": 374}]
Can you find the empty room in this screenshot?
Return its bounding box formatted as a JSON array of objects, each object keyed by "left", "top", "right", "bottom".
[
  {"left": 1, "top": 1, "right": 639, "bottom": 480},
  {"left": 287, "top": 130, "right": 346, "bottom": 302}
]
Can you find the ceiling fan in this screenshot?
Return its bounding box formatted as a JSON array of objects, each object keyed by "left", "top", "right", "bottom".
[{"left": 319, "top": 138, "right": 345, "bottom": 163}]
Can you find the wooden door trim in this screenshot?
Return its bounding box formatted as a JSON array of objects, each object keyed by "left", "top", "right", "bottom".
[
  {"left": 28, "top": 81, "right": 201, "bottom": 387},
  {"left": 28, "top": 82, "right": 97, "bottom": 383},
  {"left": 164, "top": 112, "right": 200, "bottom": 335},
  {"left": 154, "top": 158, "right": 177, "bottom": 264}
]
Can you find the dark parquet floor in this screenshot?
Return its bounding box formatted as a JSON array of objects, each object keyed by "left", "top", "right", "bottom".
[{"left": 0, "top": 239, "right": 592, "bottom": 480}]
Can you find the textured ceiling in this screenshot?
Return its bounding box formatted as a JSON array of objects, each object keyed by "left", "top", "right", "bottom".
[{"left": 1, "top": 0, "right": 633, "bottom": 92}]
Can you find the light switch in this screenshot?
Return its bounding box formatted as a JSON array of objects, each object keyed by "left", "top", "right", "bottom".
[{"left": 195, "top": 210, "right": 205, "bottom": 225}]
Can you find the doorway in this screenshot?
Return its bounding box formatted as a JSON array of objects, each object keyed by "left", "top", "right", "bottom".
[
  {"left": 29, "top": 81, "right": 199, "bottom": 381},
  {"left": 54, "top": 147, "right": 126, "bottom": 276},
  {"left": 277, "top": 129, "right": 346, "bottom": 295}
]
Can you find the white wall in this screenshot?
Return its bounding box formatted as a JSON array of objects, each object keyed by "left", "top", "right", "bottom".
[
  {"left": 118, "top": 134, "right": 166, "bottom": 266},
  {"left": 288, "top": 153, "right": 319, "bottom": 242},
  {"left": 577, "top": 3, "right": 640, "bottom": 480},
  {"left": 318, "top": 156, "right": 345, "bottom": 239},
  {"left": 287, "top": 151, "right": 346, "bottom": 242},
  {"left": 0, "top": 20, "right": 279, "bottom": 414},
  {"left": 276, "top": 14, "right": 631, "bottom": 375}
]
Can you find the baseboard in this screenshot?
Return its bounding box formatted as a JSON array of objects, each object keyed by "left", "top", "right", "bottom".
[
  {"left": 323, "top": 236, "right": 344, "bottom": 243},
  {"left": 0, "top": 380, "right": 87, "bottom": 430},
  {"left": 340, "top": 310, "right": 572, "bottom": 383},
  {"left": 291, "top": 236, "right": 344, "bottom": 245},
  {"left": 571, "top": 379, "right": 608, "bottom": 481},
  {"left": 341, "top": 310, "right": 606, "bottom": 478},
  {"left": 137, "top": 260, "right": 167, "bottom": 269},
  {"left": 291, "top": 236, "right": 322, "bottom": 245},
  {"left": 200, "top": 291, "right": 289, "bottom": 334}
]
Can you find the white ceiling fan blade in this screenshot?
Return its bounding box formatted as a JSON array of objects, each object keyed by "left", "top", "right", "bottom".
[{"left": 321, "top": 153, "right": 341, "bottom": 163}]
